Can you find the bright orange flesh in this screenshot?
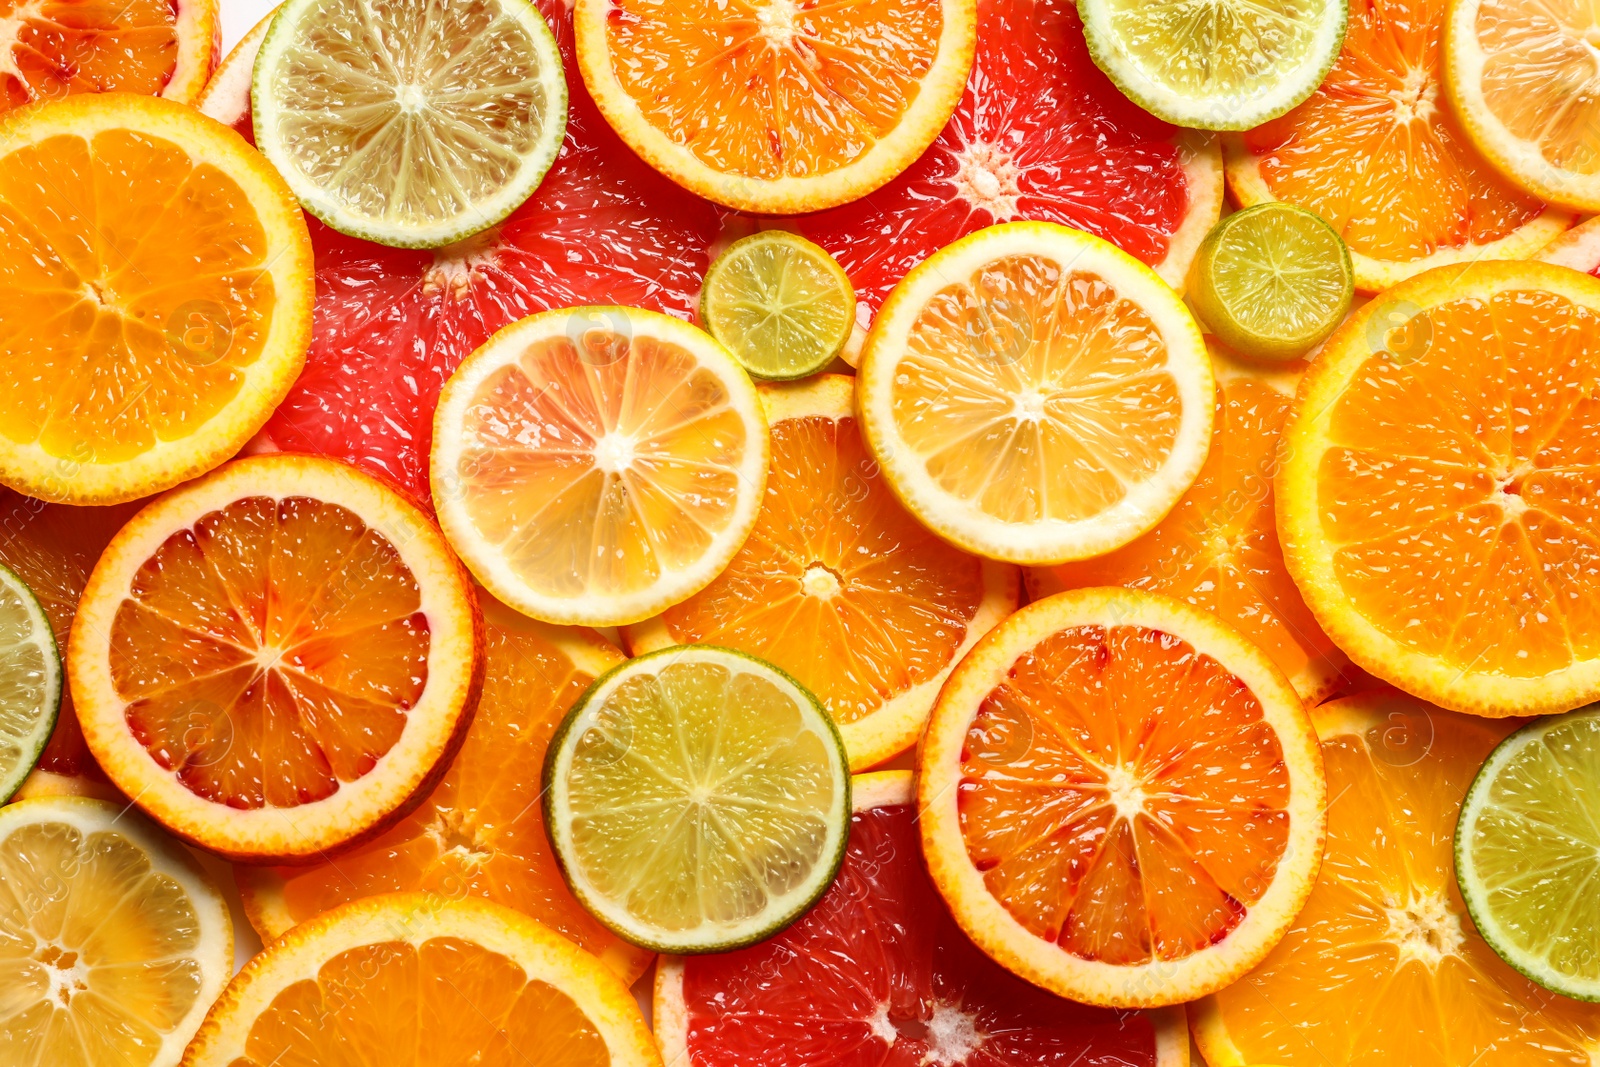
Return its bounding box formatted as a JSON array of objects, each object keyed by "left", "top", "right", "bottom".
[
  {"left": 959, "top": 623, "right": 1290, "bottom": 964},
  {"left": 0, "top": 0, "right": 185, "bottom": 110}
]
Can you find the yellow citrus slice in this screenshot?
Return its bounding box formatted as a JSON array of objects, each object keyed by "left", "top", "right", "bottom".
[
  {"left": 181, "top": 894, "right": 661, "bottom": 1067},
  {"left": 0, "top": 93, "right": 313, "bottom": 504},
  {"left": 919, "top": 587, "right": 1326, "bottom": 1008},
  {"left": 573, "top": 0, "right": 976, "bottom": 213},
  {"left": 1277, "top": 260, "right": 1600, "bottom": 716},
  {"left": 431, "top": 306, "right": 769, "bottom": 628},
  {"left": 625, "top": 375, "right": 1018, "bottom": 770},
  {"left": 856, "top": 220, "right": 1213, "bottom": 565},
  {"left": 1539, "top": 214, "right": 1600, "bottom": 276},
  {"left": 68, "top": 454, "right": 484, "bottom": 862}
]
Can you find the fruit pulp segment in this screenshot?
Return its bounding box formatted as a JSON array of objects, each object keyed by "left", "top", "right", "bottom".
[
  {"left": 1319, "top": 289, "right": 1600, "bottom": 677},
  {"left": 892, "top": 256, "right": 1180, "bottom": 524},
  {"left": 1100, "top": 0, "right": 1336, "bottom": 99},
  {"left": 0, "top": 0, "right": 181, "bottom": 110},
  {"left": 661, "top": 413, "right": 984, "bottom": 725},
  {"left": 959, "top": 624, "right": 1290, "bottom": 964},
  {"left": 0, "top": 574, "right": 53, "bottom": 762},
  {"left": 109, "top": 497, "right": 428, "bottom": 809},
  {"left": 1477, "top": 0, "right": 1600, "bottom": 175}
]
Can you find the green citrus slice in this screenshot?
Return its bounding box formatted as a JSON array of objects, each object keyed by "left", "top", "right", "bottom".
[
  {"left": 543, "top": 645, "right": 851, "bottom": 953},
  {"left": 252, "top": 0, "right": 567, "bottom": 248},
  {"left": 0, "top": 562, "right": 59, "bottom": 803}
]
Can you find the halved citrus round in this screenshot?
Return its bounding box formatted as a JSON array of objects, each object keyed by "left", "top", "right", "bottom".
[
  {"left": 624, "top": 375, "right": 1019, "bottom": 770},
  {"left": 68, "top": 453, "right": 485, "bottom": 863},
  {"left": 0, "top": 561, "right": 61, "bottom": 804},
  {"left": 699, "top": 232, "right": 856, "bottom": 381},
  {"left": 181, "top": 894, "right": 660, "bottom": 1067},
  {"left": 236, "top": 596, "right": 654, "bottom": 985},
  {"left": 856, "top": 220, "right": 1213, "bottom": 566},
  {"left": 194, "top": 6, "right": 274, "bottom": 138},
  {"left": 656, "top": 770, "right": 1191, "bottom": 1067},
  {"left": 1277, "top": 260, "right": 1600, "bottom": 717},
  {"left": 1539, "top": 215, "right": 1600, "bottom": 276},
  {"left": 919, "top": 587, "right": 1326, "bottom": 1007}
]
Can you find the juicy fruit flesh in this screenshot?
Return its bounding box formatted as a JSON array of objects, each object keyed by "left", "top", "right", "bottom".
[
  {"left": 0, "top": 0, "right": 180, "bottom": 111},
  {"left": 892, "top": 255, "right": 1181, "bottom": 524},
  {"left": 702, "top": 238, "right": 852, "bottom": 378},
  {"left": 237, "top": 937, "right": 610, "bottom": 1067},
  {"left": 660, "top": 413, "right": 985, "bottom": 726},
  {"left": 1202, "top": 207, "right": 1351, "bottom": 345},
  {"left": 960, "top": 624, "right": 1290, "bottom": 965},
  {"left": 1477, "top": 0, "right": 1600, "bottom": 174},
  {"left": 0, "top": 819, "right": 208, "bottom": 1067},
  {"left": 0, "top": 129, "right": 276, "bottom": 463},
  {"left": 0, "top": 572, "right": 54, "bottom": 778},
  {"left": 680, "top": 802, "right": 1164, "bottom": 1067},
  {"left": 1318, "top": 288, "right": 1600, "bottom": 678},
  {"left": 109, "top": 496, "right": 429, "bottom": 809}
]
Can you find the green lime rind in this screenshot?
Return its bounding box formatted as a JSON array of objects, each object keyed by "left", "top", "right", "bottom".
[
  {"left": 0, "top": 562, "right": 60, "bottom": 804},
  {"left": 543, "top": 644, "right": 851, "bottom": 954},
  {"left": 1456, "top": 706, "right": 1600, "bottom": 1002}
]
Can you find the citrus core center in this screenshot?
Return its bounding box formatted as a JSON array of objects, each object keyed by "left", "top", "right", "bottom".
[
  {"left": 1388, "top": 68, "right": 1438, "bottom": 124},
  {"left": 757, "top": 0, "right": 798, "bottom": 48},
  {"left": 37, "top": 943, "right": 89, "bottom": 1007},
  {"left": 1386, "top": 892, "right": 1465, "bottom": 966},
  {"left": 801, "top": 562, "right": 843, "bottom": 600},
  {"left": 952, "top": 140, "right": 1022, "bottom": 219},
  {"left": 1103, "top": 764, "right": 1146, "bottom": 820},
  {"left": 593, "top": 433, "right": 636, "bottom": 473}
]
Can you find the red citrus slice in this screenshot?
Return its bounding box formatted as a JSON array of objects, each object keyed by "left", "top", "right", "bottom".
[{"left": 1540, "top": 216, "right": 1600, "bottom": 277}]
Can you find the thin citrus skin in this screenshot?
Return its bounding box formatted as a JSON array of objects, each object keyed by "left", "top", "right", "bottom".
[{"left": 1538, "top": 215, "right": 1600, "bottom": 277}]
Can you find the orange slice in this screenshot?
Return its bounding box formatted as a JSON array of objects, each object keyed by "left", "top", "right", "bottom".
[
  {"left": 625, "top": 375, "right": 1018, "bottom": 770},
  {"left": 918, "top": 587, "right": 1326, "bottom": 1007},
  {"left": 1277, "top": 260, "right": 1600, "bottom": 716},
  {"left": 181, "top": 894, "right": 661, "bottom": 1067},
  {"left": 68, "top": 453, "right": 484, "bottom": 863},
  {"left": 0, "top": 94, "right": 313, "bottom": 504},
  {"left": 573, "top": 0, "right": 976, "bottom": 213},
  {"left": 1031, "top": 342, "right": 1347, "bottom": 703},
  {"left": 237, "top": 597, "right": 655, "bottom": 985},
  {"left": 1539, "top": 214, "right": 1600, "bottom": 277},
  {"left": 1224, "top": 0, "right": 1572, "bottom": 293}
]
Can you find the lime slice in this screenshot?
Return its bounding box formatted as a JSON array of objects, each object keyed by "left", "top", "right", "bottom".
[
  {"left": 0, "top": 562, "right": 60, "bottom": 803},
  {"left": 1187, "top": 203, "right": 1355, "bottom": 362},
  {"left": 543, "top": 645, "right": 851, "bottom": 953},
  {"left": 1078, "top": 0, "right": 1349, "bottom": 131},
  {"left": 1457, "top": 707, "right": 1600, "bottom": 1001},
  {"left": 700, "top": 231, "right": 857, "bottom": 381},
  {"left": 252, "top": 0, "right": 567, "bottom": 249}
]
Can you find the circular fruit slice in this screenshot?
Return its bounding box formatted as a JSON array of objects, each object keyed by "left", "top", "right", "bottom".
[
  {"left": 1539, "top": 214, "right": 1600, "bottom": 276},
  {"left": 1031, "top": 342, "right": 1347, "bottom": 704},
  {"left": 574, "top": 0, "right": 975, "bottom": 213},
  {"left": 194, "top": 6, "right": 274, "bottom": 138},
  {"left": 432, "top": 306, "right": 768, "bottom": 628},
  {"left": 1225, "top": 0, "right": 1572, "bottom": 293},
  {"left": 1277, "top": 260, "right": 1600, "bottom": 717},
  {"left": 1193, "top": 690, "right": 1600, "bottom": 1065},
  {"left": 1077, "top": 0, "right": 1348, "bottom": 131},
  {"left": 543, "top": 645, "right": 851, "bottom": 953},
  {"left": 0, "top": 796, "right": 233, "bottom": 1067},
  {"left": 253, "top": 0, "right": 567, "bottom": 248},
  {"left": 625, "top": 375, "right": 1019, "bottom": 770},
  {"left": 656, "top": 770, "right": 1191, "bottom": 1067},
  {"left": 0, "top": 562, "right": 60, "bottom": 803},
  {"left": 236, "top": 597, "right": 654, "bottom": 985},
  {"left": 700, "top": 232, "right": 856, "bottom": 381},
  {"left": 919, "top": 588, "right": 1326, "bottom": 1008},
  {"left": 182, "top": 894, "right": 658, "bottom": 1067},
  {"left": 856, "top": 220, "right": 1213, "bottom": 566},
  {"left": 69, "top": 453, "right": 485, "bottom": 863},
  {"left": 0, "top": 94, "right": 313, "bottom": 505},
  {"left": 1445, "top": 0, "right": 1600, "bottom": 213}
]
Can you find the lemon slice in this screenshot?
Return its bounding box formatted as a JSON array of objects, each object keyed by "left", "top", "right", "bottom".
[
  {"left": 700, "top": 232, "right": 857, "bottom": 381},
  {"left": 0, "top": 563, "right": 60, "bottom": 803},
  {"left": 252, "top": 0, "right": 567, "bottom": 248}
]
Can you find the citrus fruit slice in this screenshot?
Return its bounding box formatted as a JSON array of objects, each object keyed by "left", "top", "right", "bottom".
[
  {"left": 1031, "top": 342, "right": 1347, "bottom": 704},
  {"left": 1225, "top": 0, "right": 1573, "bottom": 293},
  {"left": 700, "top": 232, "right": 856, "bottom": 381},
  {"left": 1077, "top": 0, "right": 1348, "bottom": 131},
  {"left": 1277, "top": 260, "right": 1600, "bottom": 717},
  {"left": 0, "top": 562, "right": 60, "bottom": 803},
  {"left": 252, "top": 0, "right": 567, "bottom": 248},
  {"left": 0, "top": 796, "right": 233, "bottom": 1067},
  {"left": 624, "top": 375, "right": 1019, "bottom": 770},
  {"left": 236, "top": 597, "right": 654, "bottom": 985},
  {"left": 656, "top": 770, "right": 1191, "bottom": 1066},
  {"left": 194, "top": 5, "right": 274, "bottom": 139},
  {"left": 1187, "top": 203, "right": 1356, "bottom": 362},
  {"left": 431, "top": 306, "right": 768, "bottom": 628},
  {"left": 919, "top": 587, "right": 1326, "bottom": 1008},
  {"left": 856, "top": 220, "right": 1214, "bottom": 566},
  {"left": 1445, "top": 0, "right": 1600, "bottom": 214},
  {"left": 181, "top": 894, "right": 659, "bottom": 1067},
  {"left": 68, "top": 453, "right": 485, "bottom": 863},
  {"left": 573, "top": 0, "right": 976, "bottom": 213},
  {"left": 1193, "top": 690, "right": 1600, "bottom": 1065},
  {"left": 0, "top": 93, "right": 313, "bottom": 505},
  {"left": 8, "top": 768, "right": 126, "bottom": 803},
  {"left": 1539, "top": 214, "right": 1600, "bottom": 276},
  {"left": 543, "top": 645, "right": 851, "bottom": 953}
]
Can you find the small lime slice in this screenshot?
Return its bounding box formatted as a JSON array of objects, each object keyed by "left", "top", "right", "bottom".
[
  {"left": 1457, "top": 706, "right": 1600, "bottom": 1001},
  {"left": 700, "top": 231, "right": 857, "bottom": 381},
  {"left": 0, "top": 563, "right": 60, "bottom": 803},
  {"left": 543, "top": 645, "right": 851, "bottom": 953},
  {"left": 252, "top": 0, "right": 567, "bottom": 249},
  {"left": 1187, "top": 203, "right": 1355, "bottom": 362}
]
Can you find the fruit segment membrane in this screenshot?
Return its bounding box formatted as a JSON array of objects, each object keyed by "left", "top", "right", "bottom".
[
  {"left": 0, "top": 0, "right": 181, "bottom": 110},
  {"left": 1476, "top": 0, "right": 1600, "bottom": 177}
]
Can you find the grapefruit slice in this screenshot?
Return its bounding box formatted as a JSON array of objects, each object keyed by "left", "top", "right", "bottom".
[
  {"left": 194, "top": 6, "right": 274, "bottom": 140},
  {"left": 1539, "top": 215, "right": 1600, "bottom": 277},
  {"left": 656, "top": 771, "right": 1189, "bottom": 1066}
]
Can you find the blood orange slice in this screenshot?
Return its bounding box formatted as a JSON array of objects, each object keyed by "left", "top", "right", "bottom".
[
  {"left": 655, "top": 770, "right": 1189, "bottom": 1066},
  {"left": 1540, "top": 215, "right": 1600, "bottom": 277}
]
